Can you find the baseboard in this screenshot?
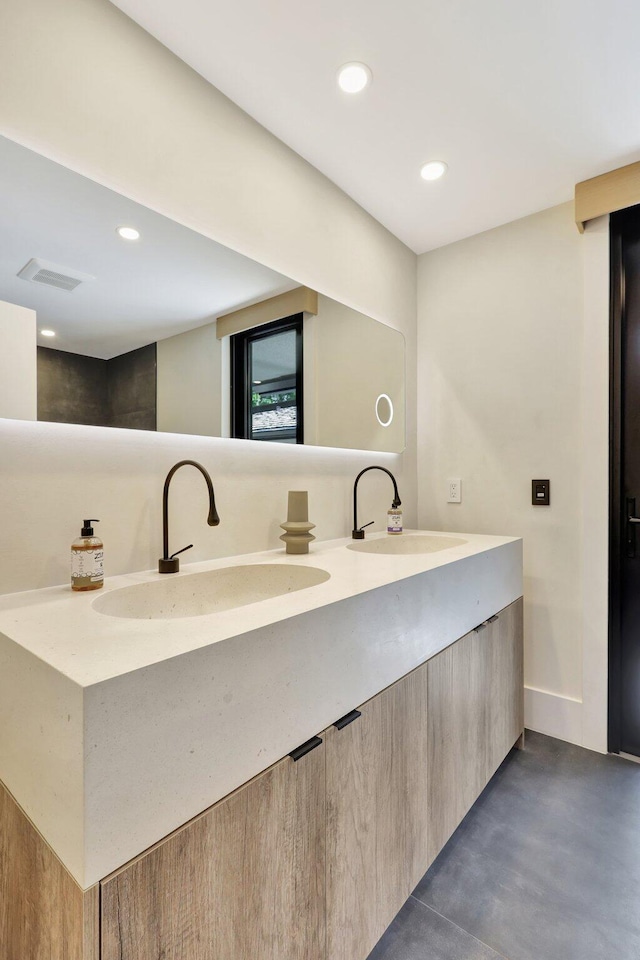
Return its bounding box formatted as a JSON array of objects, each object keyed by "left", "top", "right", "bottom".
[{"left": 524, "top": 686, "right": 583, "bottom": 746}]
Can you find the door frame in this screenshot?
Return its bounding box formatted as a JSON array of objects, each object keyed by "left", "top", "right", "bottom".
[
  {"left": 608, "top": 214, "right": 624, "bottom": 753},
  {"left": 604, "top": 209, "right": 640, "bottom": 753}
]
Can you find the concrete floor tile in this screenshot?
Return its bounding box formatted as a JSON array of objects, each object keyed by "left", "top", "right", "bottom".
[
  {"left": 368, "top": 897, "right": 506, "bottom": 960},
  {"left": 413, "top": 732, "right": 640, "bottom": 960}
]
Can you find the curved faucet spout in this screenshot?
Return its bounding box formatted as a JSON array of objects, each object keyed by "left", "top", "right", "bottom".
[
  {"left": 160, "top": 460, "right": 220, "bottom": 573},
  {"left": 352, "top": 465, "right": 401, "bottom": 540}
]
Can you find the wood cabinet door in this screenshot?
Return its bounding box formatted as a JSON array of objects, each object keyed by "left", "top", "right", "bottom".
[
  {"left": 487, "top": 597, "right": 524, "bottom": 777},
  {"left": 427, "top": 599, "right": 524, "bottom": 864},
  {"left": 427, "top": 627, "right": 490, "bottom": 863},
  {"left": 325, "top": 665, "right": 429, "bottom": 960},
  {"left": 0, "top": 782, "right": 99, "bottom": 960},
  {"left": 101, "top": 744, "right": 325, "bottom": 960}
]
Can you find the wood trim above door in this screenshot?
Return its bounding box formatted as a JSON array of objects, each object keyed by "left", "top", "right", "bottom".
[
  {"left": 576, "top": 161, "right": 640, "bottom": 233},
  {"left": 216, "top": 286, "right": 318, "bottom": 339}
]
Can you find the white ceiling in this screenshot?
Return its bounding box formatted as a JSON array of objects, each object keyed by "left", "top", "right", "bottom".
[
  {"left": 110, "top": 0, "right": 640, "bottom": 253},
  {"left": 0, "top": 137, "right": 294, "bottom": 359}
]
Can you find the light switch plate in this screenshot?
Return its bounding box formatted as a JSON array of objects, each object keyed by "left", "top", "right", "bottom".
[
  {"left": 448, "top": 478, "right": 461, "bottom": 503},
  {"left": 532, "top": 479, "right": 550, "bottom": 505}
]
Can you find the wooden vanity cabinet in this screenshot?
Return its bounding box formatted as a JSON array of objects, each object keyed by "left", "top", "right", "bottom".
[
  {"left": 324, "top": 598, "right": 523, "bottom": 960},
  {"left": 487, "top": 598, "right": 525, "bottom": 774},
  {"left": 0, "top": 782, "right": 99, "bottom": 960},
  {"left": 427, "top": 597, "right": 523, "bottom": 862},
  {"left": 101, "top": 597, "right": 522, "bottom": 960},
  {"left": 100, "top": 663, "right": 432, "bottom": 960},
  {"left": 426, "top": 625, "right": 491, "bottom": 861},
  {"left": 325, "top": 666, "right": 430, "bottom": 960},
  {"left": 1, "top": 597, "right": 522, "bottom": 960},
  {"left": 100, "top": 741, "right": 326, "bottom": 960}
]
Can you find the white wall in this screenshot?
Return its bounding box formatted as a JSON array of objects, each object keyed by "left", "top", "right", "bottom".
[
  {"left": 0, "top": 300, "right": 37, "bottom": 421},
  {"left": 156, "top": 323, "right": 222, "bottom": 438},
  {"left": 0, "top": 0, "right": 416, "bottom": 595},
  {"left": 1, "top": 419, "right": 411, "bottom": 593},
  {"left": 417, "top": 202, "right": 609, "bottom": 752}
]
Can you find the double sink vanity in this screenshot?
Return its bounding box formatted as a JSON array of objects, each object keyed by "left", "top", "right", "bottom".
[
  {"left": 0, "top": 124, "right": 525, "bottom": 960},
  {"left": 0, "top": 526, "right": 523, "bottom": 960}
]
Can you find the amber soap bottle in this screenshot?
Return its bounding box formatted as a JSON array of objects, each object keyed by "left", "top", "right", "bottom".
[{"left": 71, "top": 519, "right": 104, "bottom": 591}]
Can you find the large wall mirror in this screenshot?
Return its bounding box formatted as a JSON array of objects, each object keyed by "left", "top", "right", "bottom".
[{"left": 0, "top": 136, "right": 405, "bottom": 453}]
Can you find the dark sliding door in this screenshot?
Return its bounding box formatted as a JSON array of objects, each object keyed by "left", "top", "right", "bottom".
[{"left": 610, "top": 207, "right": 640, "bottom": 757}]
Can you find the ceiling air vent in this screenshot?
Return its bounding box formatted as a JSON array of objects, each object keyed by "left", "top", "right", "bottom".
[{"left": 17, "top": 258, "right": 95, "bottom": 292}]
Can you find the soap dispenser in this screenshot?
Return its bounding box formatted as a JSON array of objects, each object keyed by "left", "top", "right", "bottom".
[{"left": 71, "top": 520, "right": 104, "bottom": 591}]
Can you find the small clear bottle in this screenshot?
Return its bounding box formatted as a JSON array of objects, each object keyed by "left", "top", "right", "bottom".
[
  {"left": 71, "top": 519, "right": 104, "bottom": 591},
  {"left": 387, "top": 504, "right": 403, "bottom": 535}
]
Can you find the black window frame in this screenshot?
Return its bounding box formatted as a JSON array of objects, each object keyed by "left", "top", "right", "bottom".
[{"left": 230, "top": 313, "right": 304, "bottom": 444}]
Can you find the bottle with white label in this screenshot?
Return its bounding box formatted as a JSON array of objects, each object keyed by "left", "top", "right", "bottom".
[
  {"left": 387, "top": 504, "right": 403, "bottom": 535},
  {"left": 71, "top": 519, "right": 104, "bottom": 591}
]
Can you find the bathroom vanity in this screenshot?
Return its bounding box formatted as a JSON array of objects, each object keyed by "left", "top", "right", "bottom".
[{"left": 0, "top": 531, "right": 523, "bottom": 960}]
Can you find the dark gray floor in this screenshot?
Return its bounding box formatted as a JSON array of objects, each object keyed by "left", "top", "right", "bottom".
[{"left": 368, "top": 731, "right": 640, "bottom": 960}]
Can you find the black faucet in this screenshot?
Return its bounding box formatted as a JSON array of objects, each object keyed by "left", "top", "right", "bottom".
[
  {"left": 159, "top": 460, "right": 220, "bottom": 573},
  {"left": 352, "top": 466, "right": 401, "bottom": 539}
]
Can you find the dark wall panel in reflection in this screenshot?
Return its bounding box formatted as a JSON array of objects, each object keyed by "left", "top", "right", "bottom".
[
  {"left": 108, "top": 343, "right": 156, "bottom": 431},
  {"left": 37, "top": 347, "right": 108, "bottom": 426},
  {"left": 37, "top": 343, "right": 157, "bottom": 430}
]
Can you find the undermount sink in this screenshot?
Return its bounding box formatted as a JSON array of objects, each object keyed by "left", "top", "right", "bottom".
[
  {"left": 347, "top": 534, "right": 467, "bottom": 556},
  {"left": 93, "top": 563, "right": 331, "bottom": 620}
]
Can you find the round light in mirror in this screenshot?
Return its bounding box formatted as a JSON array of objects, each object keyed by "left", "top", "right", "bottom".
[
  {"left": 375, "top": 393, "right": 394, "bottom": 427},
  {"left": 40, "top": 329, "right": 56, "bottom": 337},
  {"left": 116, "top": 225, "right": 141, "bottom": 241},
  {"left": 337, "top": 62, "right": 372, "bottom": 94},
  {"left": 420, "top": 160, "right": 448, "bottom": 181}
]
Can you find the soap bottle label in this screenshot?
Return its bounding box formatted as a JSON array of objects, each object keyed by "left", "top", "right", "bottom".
[
  {"left": 71, "top": 548, "right": 104, "bottom": 587},
  {"left": 387, "top": 511, "right": 403, "bottom": 534}
]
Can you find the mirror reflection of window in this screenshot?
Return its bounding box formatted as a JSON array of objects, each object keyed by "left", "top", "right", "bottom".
[
  {"left": 231, "top": 314, "right": 303, "bottom": 443},
  {"left": 0, "top": 136, "right": 405, "bottom": 452}
]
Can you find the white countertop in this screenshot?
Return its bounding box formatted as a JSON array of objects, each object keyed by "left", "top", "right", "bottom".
[
  {"left": 0, "top": 530, "right": 518, "bottom": 687},
  {"left": 0, "top": 529, "right": 522, "bottom": 887}
]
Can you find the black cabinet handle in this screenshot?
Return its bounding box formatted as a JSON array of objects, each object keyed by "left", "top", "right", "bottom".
[
  {"left": 289, "top": 736, "right": 323, "bottom": 761},
  {"left": 333, "top": 709, "right": 362, "bottom": 730},
  {"left": 475, "top": 613, "right": 499, "bottom": 632}
]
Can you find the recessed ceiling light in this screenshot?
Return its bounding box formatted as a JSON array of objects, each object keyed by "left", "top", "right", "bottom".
[
  {"left": 420, "top": 160, "right": 448, "bottom": 181},
  {"left": 40, "top": 329, "right": 56, "bottom": 337},
  {"left": 252, "top": 380, "right": 262, "bottom": 385},
  {"left": 337, "top": 62, "right": 372, "bottom": 94},
  {"left": 116, "top": 226, "right": 141, "bottom": 241}
]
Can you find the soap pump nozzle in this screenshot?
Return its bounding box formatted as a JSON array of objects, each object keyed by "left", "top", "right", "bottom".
[{"left": 81, "top": 519, "right": 100, "bottom": 537}]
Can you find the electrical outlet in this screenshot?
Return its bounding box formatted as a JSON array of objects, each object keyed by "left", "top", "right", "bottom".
[{"left": 448, "top": 478, "right": 461, "bottom": 503}]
